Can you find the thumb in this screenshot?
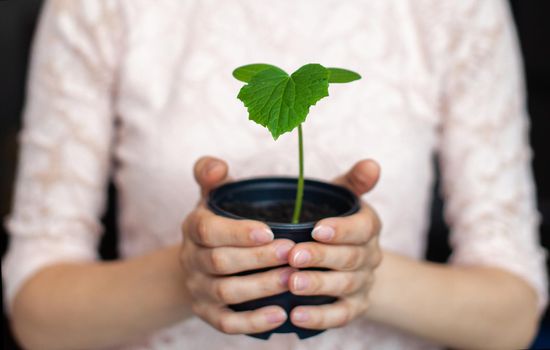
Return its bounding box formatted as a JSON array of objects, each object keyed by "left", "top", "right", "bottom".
[
  {"left": 193, "top": 156, "right": 230, "bottom": 197},
  {"left": 332, "top": 159, "right": 380, "bottom": 196}
]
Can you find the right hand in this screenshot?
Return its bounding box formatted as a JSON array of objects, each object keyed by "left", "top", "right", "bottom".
[{"left": 180, "top": 156, "right": 296, "bottom": 334}]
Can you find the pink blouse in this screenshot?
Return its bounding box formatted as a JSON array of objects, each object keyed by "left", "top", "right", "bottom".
[{"left": 3, "top": 0, "right": 547, "bottom": 349}]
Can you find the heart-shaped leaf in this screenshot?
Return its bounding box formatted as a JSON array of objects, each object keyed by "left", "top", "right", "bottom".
[{"left": 237, "top": 64, "right": 329, "bottom": 139}]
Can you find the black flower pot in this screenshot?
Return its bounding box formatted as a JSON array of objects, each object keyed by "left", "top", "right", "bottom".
[{"left": 207, "top": 177, "right": 360, "bottom": 340}]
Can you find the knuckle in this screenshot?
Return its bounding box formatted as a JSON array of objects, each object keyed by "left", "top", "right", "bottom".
[
  {"left": 209, "top": 250, "right": 229, "bottom": 274},
  {"left": 253, "top": 246, "right": 269, "bottom": 264},
  {"left": 228, "top": 222, "right": 244, "bottom": 244},
  {"left": 336, "top": 305, "right": 352, "bottom": 328},
  {"left": 217, "top": 316, "right": 235, "bottom": 334},
  {"left": 354, "top": 206, "right": 367, "bottom": 222},
  {"left": 320, "top": 311, "right": 333, "bottom": 329},
  {"left": 249, "top": 313, "right": 266, "bottom": 332},
  {"left": 196, "top": 219, "right": 212, "bottom": 246},
  {"left": 298, "top": 273, "right": 319, "bottom": 294},
  {"left": 308, "top": 245, "right": 323, "bottom": 266},
  {"left": 363, "top": 218, "right": 374, "bottom": 240},
  {"left": 308, "top": 273, "right": 321, "bottom": 294},
  {"left": 261, "top": 273, "right": 279, "bottom": 294},
  {"left": 214, "top": 281, "right": 233, "bottom": 304},
  {"left": 342, "top": 248, "right": 361, "bottom": 270},
  {"left": 310, "top": 310, "right": 325, "bottom": 329},
  {"left": 361, "top": 206, "right": 381, "bottom": 235},
  {"left": 342, "top": 274, "right": 357, "bottom": 294}
]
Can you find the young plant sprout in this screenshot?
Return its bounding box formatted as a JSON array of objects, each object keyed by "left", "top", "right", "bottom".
[{"left": 233, "top": 63, "right": 361, "bottom": 224}]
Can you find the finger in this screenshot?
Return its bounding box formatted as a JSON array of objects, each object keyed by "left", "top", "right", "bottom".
[
  {"left": 193, "top": 156, "right": 231, "bottom": 197},
  {"left": 364, "top": 235, "right": 383, "bottom": 269},
  {"left": 290, "top": 295, "right": 367, "bottom": 330},
  {"left": 289, "top": 270, "right": 368, "bottom": 297},
  {"left": 184, "top": 205, "right": 273, "bottom": 247},
  {"left": 332, "top": 159, "right": 380, "bottom": 196},
  {"left": 311, "top": 203, "right": 381, "bottom": 245},
  {"left": 196, "top": 239, "right": 295, "bottom": 275},
  {"left": 195, "top": 303, "right": 287, "bottom": 335},
  {"left": 288, "top": 242, "right": 367, "bottom": 271},
  {"left": 206, "top": 267, "right": 296, "bottom": 304}
]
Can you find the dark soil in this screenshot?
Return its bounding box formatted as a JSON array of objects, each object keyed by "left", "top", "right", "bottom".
[{"left": 219, "top": 200, "right": 339, "bottom": 223}]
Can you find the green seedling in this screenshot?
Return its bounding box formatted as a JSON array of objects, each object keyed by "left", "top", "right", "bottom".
[{"left": 233, "top": 63, "right": 361, "bottom": 223}]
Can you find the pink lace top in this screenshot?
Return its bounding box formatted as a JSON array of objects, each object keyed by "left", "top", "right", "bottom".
[{"left": 3, "top": 0, "right": 547, "bottom": 349}]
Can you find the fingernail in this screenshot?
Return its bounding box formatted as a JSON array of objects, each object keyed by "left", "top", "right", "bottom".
[
  {"left": 355, "top": 171, "right": 369, "bottom": 185},
  {"left": 293, "top": 250, "right": 311, "bottom": 266},
  {"left": 279, "top": 268, "right": 293, "bottom": 287},
  {"left": 312, "top": 225, "right": 335, "bottom": 241},
  {"left": 250, "top": 228, "right": 274, "bottom": 244},
  {"left": 276, "top": 243, "right": 293, "bottom": 261},
  {"left": 293, "top": 275, "right": 309, "bottom": 291},
  {"left": 293, "top": 309, "right": 310, "bottom": 323},
  {"left": 203, "top": 161, "right": 222, "bottom": 176},
  {"left": 265, "top": 310, "right": 286, "bottom": 323}
]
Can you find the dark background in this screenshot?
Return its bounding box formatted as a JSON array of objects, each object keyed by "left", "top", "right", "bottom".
[{"left": 1, "top": 1, "right": 549, "bottom": 349}]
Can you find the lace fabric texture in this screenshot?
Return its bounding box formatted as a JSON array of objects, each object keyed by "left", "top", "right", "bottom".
[{"left": 3, "top": 0, "right": 547, "bottom": 349}]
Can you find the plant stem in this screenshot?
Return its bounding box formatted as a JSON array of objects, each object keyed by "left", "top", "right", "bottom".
[{"left": 292, "top": 124, "right": 305, "bottom": 224}]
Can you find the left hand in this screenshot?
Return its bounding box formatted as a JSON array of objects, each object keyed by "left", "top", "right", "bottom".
[{"left": 287, "top": 159, "right": 382, "bottom": 330}]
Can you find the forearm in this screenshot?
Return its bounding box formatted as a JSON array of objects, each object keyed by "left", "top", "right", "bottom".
[
  {"left": 11, "top": 245, "right": 189, "bottom": 350},
  {"left": 367, "top": 251, "right": 539, "bottom": 349}
]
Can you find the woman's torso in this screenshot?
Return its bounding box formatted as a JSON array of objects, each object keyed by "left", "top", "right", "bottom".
[{"left": 111, "top": 0, "right": 446, "bottom": 348}]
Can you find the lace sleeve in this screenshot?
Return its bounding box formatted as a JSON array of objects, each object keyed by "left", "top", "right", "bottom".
[
  {"left": 2, "top": 0, "right": 121, "bottom": 310},
  {"left": 439, "top": 0, "right": 547, "bottom": 312}
]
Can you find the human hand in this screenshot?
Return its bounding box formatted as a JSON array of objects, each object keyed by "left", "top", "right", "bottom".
[
  {"left": 287, "top": 159, "right": 382, "bottom": 330},
  {"left": 180, "top": 156, "right": 296, "bottom": 334}
]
